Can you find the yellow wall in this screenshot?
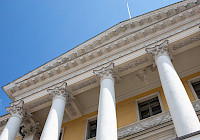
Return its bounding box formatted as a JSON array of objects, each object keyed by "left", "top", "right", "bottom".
[
  {"left": 116, "top": 87, "right": 168, "bottom": 128},
  {"left": 15, "top": 136, "right": 21, "bottom": 140},
  {"left": 62, "top": 71, "right": 200, "bottom": 140},
  {"left": 62, "top": 111, "right": 97, "bottom": 140}
]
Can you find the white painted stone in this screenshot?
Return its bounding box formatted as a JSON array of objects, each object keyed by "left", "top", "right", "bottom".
[
  {"left": 96, "top": 77, "right": 117, "bottom": 140},
  {"left": 156, "top": 54, "right": 200, "bottom": 136},
  {"left": 0, "top": 116, "right": 22, "bottom": 140},
  {"left": 40, "top": 97, "right": 65, "bottom": 140},
  {"left": 145, "top": 40, "right": 200, "bottom": 137},
  {"left": 40, "top": 83, "right": 71, "bottom": 140},
  {"left": 185, "top": 134, "right": 200, "bottom": 140},
  {"left": 0, "top": 101, "right": 24, "bottom": 140},
  {"left": 94, "top": 63, "right": 117, "bottom": 140}
]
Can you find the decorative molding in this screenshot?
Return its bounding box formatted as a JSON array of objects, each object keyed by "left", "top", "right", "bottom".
[
  {"left": 117, "top": 111, "right": 172, "bottom": 139},
  {"left": 66, "top": 103, "right": 77, "bottom": 117},
  {"left": 93, "top": 63, "right": 120, "bottom": 82},
  {"left": 136, "top": 65, "right": 156, "bottom": 85},
  {"left": 193, "top": 100, "right": 200, "bottom": 111},
  {"left": 118, "top": 100, "right": 200, "bottom": 139},
  {"left": 71, "top": 78, "right": 97, "bottom": 91},
  {"left": 136, "top": 68, "right": 148, "bottom": 85},
  {"left": 145, "top": 40, "right": 173, "bottom": 63},
  {"left": 172, "top": 34, "right": 200, "bottom": 50},
  {"left": 28, "top": 96, "right": 52, "bottom": 109},
  {"left": 5, "top": 0, "right": 199, "bottom": 95},
  {"left": 47, "top": 83, "right": 74, "bottom": 102},
  {"left": 6, "top": 100, "right": 25, "bottom": 119},
  {"left": 0, "top": 120, "right": 8, "bottom": 128},
  {"left": 118, "top": 57, "right": 149, "bottom": 73},
  {"left": 21, "top": 119, "right": 41, "bottom": 139}
]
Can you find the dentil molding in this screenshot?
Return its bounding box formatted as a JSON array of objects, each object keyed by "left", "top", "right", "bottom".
[{"left": 4, "top": 0, "right": 200, "bottom": 97}]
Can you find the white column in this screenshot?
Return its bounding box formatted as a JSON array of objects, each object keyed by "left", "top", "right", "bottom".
[
  {"left": 0, "top": 101, "right": 24, "bottom": 140},
  {"left": 146, "top": 40, "right": 200, "bottom": 137},
  {"left": 40, "top": 83, "right": 73, "bottom": 140},
  {"left": 94, "top": 63, "right": 118, "bottom": 140}
]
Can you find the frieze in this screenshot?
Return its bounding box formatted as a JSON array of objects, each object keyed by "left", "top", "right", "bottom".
[
  {"left": 6, "top": 2, "right": 200, "bottom": 98},
  {"left": 28, "top": 96, "right": 52, "bottom": 109},
  {"left": 66, "top": 103, "right": 77, "bottom": 116},
  {"left": 172, "top": 34, "right": 200, "bottom": 50},
  {"left": 117, "top": 100, "right": 200, "bottom": 139},
  {"left": 117, "top": 111, "right": 172, "bottom": 139},
  {"left": 71, "top": 78, "right": 97, "bottom": 91},
  {"left": 136, "top": 65, "right": 156, "bottom": 85},
  {"left": 118, "top": 57, "right": 149, "bottom": 73},
  {"left": 12, "top": 0, "right": 199, "bottom": 86}
]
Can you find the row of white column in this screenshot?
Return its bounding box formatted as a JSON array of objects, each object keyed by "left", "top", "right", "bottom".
[
  {"left": 94, "top": 40, "right": 200, "bottom": 139},
  {"left": 1, "top": 40, "right": 200, "bottom": 140},
  {"left": 0, "top": 83, "right": 72, "bottom": 140}
]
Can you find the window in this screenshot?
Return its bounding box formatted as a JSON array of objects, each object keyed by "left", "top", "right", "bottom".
[
  {"left": 85, "top": 117, "right": 97, "bottom": 140},
  {"left": 59, "top": 128, "right": 65, "bottom": 140},
  {"left": 188, "top": 77, "right": 200, "bottom": 100},
  {"left": 138, "top": 97, "right": 162, "bottom": 119},
  {"left": 87, "top": 120, "right": 97, "bottom": 139},
  {"left": 135, "top": 93, "right": 164, "bottom": 120},
  {"left": 192, "top": 81, "right": 200, "bottom": 99}
]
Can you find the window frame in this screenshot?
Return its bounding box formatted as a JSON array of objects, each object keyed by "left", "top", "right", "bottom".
[
  {"left": 135, "top": 92, "right": 165, "bottom": 121},
  {"left": 84, "top": 115, "right": 97, "bottom": 140},
  {"left": 59, "top": 127, "right": 65, "bottom": 140},
  {"left": 187, "top": 76, "right": 200, "bottom": 100}
]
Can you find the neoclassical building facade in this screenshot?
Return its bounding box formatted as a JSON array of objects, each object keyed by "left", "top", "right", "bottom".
[{"left": 1, "top": 0, "right": 200, "bottom": 139}]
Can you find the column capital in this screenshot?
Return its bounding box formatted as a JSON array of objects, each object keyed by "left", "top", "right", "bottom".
[
  {"left": 145, "top": 40, "right": 173, "bottom": 65},
  {"left": 6, "top": 100, "right": 25, "bottom": 120},
  {"left": 93, "top": 63, "right": 120, "bottom": 82},
  {"left": 47, "top": 82, "right": 74, "bottom": 103},
  {"left": 20, "top": 121, "right": 41, "bottom": 139}
]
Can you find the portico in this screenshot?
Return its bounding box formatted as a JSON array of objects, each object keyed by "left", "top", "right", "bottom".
[{"left": 1, "top": 0, "right": 200, "bottom": 140}]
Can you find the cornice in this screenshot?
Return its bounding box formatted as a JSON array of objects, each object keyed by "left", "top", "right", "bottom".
[
  {"left": 7, "top": 16, "right": 200, "bottom": 104},
  {"left": 3, "top": 0, "right": 200, "bottom": 99}
]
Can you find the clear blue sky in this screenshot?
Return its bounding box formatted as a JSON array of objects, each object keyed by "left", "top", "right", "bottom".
[{"left": 0, "top": 0, "right": 182, "bottom": 116}]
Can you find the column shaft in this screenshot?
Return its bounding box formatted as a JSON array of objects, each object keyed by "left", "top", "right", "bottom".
[
  {"left": 96, "top": 78, "right": 117, "bottom": 140},
  {"left": 0, "top": 116, "right": 22, "bottom": 140},
  {"left": 156, "top": 55, "right": 200, "bottom": 136},
  {"left": 40, "top": 98, "right": 65, "bottom": 140}
]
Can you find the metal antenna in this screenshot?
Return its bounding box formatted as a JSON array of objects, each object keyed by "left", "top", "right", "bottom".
[{"left": 127, "top": 2, "right": 132, "bottom": 19}]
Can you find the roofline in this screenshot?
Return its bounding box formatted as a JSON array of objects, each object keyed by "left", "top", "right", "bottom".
[{"left": 2, "top": 0, "right": 185, "bottom": 89}]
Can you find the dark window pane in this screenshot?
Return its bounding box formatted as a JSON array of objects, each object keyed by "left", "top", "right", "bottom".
[
  {"left": 149, "top": 97, "right": 159, "bottom": 104},
  {"left": 89, "top": 129, "right": 96, "bottom": 138},
  {"left": 88, "top": 120, "right": 97, "bottom": 139},
  {"left": 140, "top": 109, "right": 150, "bottom": 119},
  {"left": 59, "top": 132, "right": 62, "bottom": 140},
  {"left": 152, "top": 105, "right": 162, "bottom": 115},
  {"left": 192, "top": 81, "right": 200, "bottom": 99},
  {"left": 138, "top": 97, "right": 162, "bottom": 120}
]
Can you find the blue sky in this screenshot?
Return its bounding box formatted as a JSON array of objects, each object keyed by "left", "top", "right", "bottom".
[{"left": 0, "top": 0, "right": 182, "bottom": 116}]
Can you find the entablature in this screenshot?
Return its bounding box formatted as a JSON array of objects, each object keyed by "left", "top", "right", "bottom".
[{"left": 3, "top": 0, "right": 200, "bottom": 102}]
